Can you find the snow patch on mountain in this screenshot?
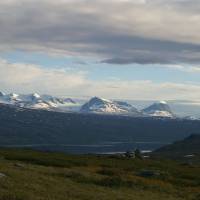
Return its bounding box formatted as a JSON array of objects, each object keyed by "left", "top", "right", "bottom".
[
  {"left": 0, "top": 91, "right": 78, "bottom": 111},
  {"left": 0, "top": 92, "right": 196, "bottom": 119},
  {"left": 80, "top": 97, "right": 142, "bottom": 116},
  {"left": 142, "top": 101, "right": 175, "bottom": 118}
]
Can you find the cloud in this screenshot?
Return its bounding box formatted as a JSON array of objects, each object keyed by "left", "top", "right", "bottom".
[
  {"left": 0, "top": 0, "right": 200, "bottom": 64},
  {"left": 1, "top": 58, "right": 200, "bottom": 100},
  {"left": 162, "top": 64, "right": 200, "bottom": 73},
  {"left": 0, "top": 59, "right": 89, "bottom": 96},
  {"left": 86, "top": 80, "right": 200, "bottom": 100}
]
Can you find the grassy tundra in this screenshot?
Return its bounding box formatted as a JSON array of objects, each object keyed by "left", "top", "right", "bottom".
[{"left": 0, "top": 149, "right": 199, "bottom": 200}]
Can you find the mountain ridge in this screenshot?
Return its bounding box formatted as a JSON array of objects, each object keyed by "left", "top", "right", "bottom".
[
  {"left": 0, "top": 92, "right": 78, "bottom": 111},
  {"left": 80, "top": 97, "right": 142, "bottom": 116},
  {"left": 152, "top": 134, "right": 200, "bottom": 161},
  {"left": 0, "top": 91, "right": 193, "bottom": 119}
]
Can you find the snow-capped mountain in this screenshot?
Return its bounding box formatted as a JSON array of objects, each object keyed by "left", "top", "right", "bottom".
[
  {"left": 80, "top": 97, "right": 142, "bottom": 116},
  {"left": 0, "top": 92, "right": 78, "bottom": 111},
  {"left": 142, "top": 101, "right": 175, "bottom": 118},
  {"left": 1, "top": 92, "right": 195, "bottom": 119},
  {"left": 0, "top": 93, "right": 21, "bottom": 104}
]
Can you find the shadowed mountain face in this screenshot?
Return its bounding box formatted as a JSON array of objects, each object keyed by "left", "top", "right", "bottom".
[
  {"left": 0, "top": 103, "right": 200, "bottom": 154},
  {"left": 153, "top": 134, "right": 200, "bottom": 158},
  {"left": 0, "top": 92, "right": 5, "bottom": 97}
]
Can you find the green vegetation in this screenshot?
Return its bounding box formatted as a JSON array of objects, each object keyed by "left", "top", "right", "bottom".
[{"left": 0, "top": 148, "right": 199, "bottom": 200}]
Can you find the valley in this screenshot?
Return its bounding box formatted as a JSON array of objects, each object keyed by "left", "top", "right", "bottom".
[{"left": 0, "top": 103, "right": 200, "bottom": 154}]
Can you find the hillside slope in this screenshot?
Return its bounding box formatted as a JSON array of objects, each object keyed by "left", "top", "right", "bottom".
[
  {"left": 153, "top": 134, "right": 200, "bottom": 158},
  {"left": 1, "top": 103, "right": 200, "bottom": 154},
  {"left": 0, "top": 149, "right": 199, "bottom": 200}
]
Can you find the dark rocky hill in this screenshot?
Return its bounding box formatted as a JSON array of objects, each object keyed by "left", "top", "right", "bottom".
[
  {"left": 153, "top": 134, "right": 200, "bottom": 160},
  {"left": 1, "top": 103, "right": 200, "bottom": 154}
]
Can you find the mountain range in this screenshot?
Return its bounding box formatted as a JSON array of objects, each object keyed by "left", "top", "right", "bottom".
[
  {"left": 0, "top": 92, "right": 78, "bottom": 111},
  {"left": 80, "top": 97, "right": 175, "bottom": 118},
  {"left": 0, "top": 91, "right": 192, "bottom": 119}
]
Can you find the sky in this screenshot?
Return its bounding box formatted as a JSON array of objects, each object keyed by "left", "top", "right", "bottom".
[{"left": 1, "top": 0, "right": 200, "bottom": 100}]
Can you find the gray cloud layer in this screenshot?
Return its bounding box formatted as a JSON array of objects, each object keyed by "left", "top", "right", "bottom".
[
  {"left": 2, "top": 58, "right": 200, "bottom": 100},
  {"left": 1, "top": 0, "right": 200, "bottom": 64}
]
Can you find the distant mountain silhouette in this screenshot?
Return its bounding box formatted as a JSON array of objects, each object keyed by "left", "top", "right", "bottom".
[{"left": 153, "top": 134, "right": 200, "bottom": 158}]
